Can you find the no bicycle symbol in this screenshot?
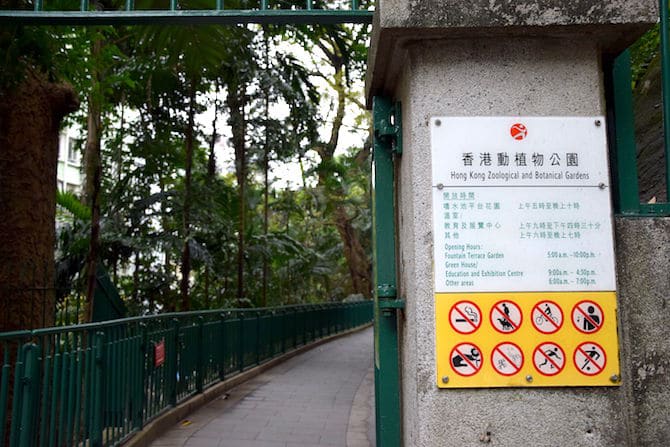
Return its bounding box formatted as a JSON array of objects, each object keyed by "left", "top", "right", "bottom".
[
  {"left": 533, "top": 342, "right": 565, "bottom": 376},
  {"left": 491, "top": 342, "right": 524, "bottom": 376},
  {"left": 572, "top": 300, "right": 604, "bottom": 334},
  {"left": 449, "top": 301, "right": 482, "bottom": 334},
  {"left": 450, "top": 343, "right": 483, "bottom": 377},
  {"left": 574, "top": 342, "right": 606, "bottom": 376},
  {"left": 490, "top": 300, "right": 522, "bottom": 334},
  {"left": 532, "top": 300, "right": 563, "bottom": 334}
]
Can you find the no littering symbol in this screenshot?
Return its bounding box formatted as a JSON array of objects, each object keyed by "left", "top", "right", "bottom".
[
  {"left": 449, "top": 301, "right": 482, "bottom": 334},
  {"left": 574, "top": 342, "right": 606, "bottom": 376},
  {"left": 533, "top": 342, "right": 565, "bottom": 376},
  {"left": 490, "top": 300, "right": 522, "bottom": 334},
  {"left": 450, "top": 343, "right": 483, "bottom": 377},
  {"left": 532, "top": 300, "right": 563, "bottom": 334},
  {"left": 491, "top": 342, "right": 524, "bottom": 376},
  {"left": 572, "top": 300, "right": 604, "bottom": 334}
]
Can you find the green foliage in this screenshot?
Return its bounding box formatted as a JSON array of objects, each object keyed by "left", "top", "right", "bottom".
[
  {"left": 630, "top": 24, "right": 660, "bottom": 88},
  {"left": 2, "top": 10, "right": 372, "bottom": 315}
]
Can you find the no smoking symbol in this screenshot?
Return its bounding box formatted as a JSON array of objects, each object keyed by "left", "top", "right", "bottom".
[
  {"left": 491, "top": 342, "right": 524, "bottom": 377},
  {"left": 449, "top": 301, "right": 482, "bottom": 334},
  {"left": 533, "top": 342, "right": 565, "bottom": 376},
  {"left": 490, "top": 300, "right": 522, "bottom": 334},
  {"left": 532, "top": 300, "right": 563, "bottom": 334},
  {"left": 574, "top": 342, "right": 606, "bottom": 376},
  {"left": 572, "top": 300, "right": 604, "bottom": 334}
]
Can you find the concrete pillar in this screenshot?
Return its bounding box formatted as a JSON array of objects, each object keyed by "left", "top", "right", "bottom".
[{"left": 366, "top": 1, "right": 665, "bottom": 446}]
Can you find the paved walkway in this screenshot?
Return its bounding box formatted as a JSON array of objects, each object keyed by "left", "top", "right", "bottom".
[{"left": 150, "top": 327, "right": 375, "bottom": 447}]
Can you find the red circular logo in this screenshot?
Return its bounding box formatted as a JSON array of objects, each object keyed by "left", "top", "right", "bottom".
[{"left": 510, "top": 123, "right": 528, "bottom": 140}]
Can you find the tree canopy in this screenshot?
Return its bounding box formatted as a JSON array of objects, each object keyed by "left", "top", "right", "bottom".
[{"left": 0, "top": 4, "right": 374, "bottom": 328}]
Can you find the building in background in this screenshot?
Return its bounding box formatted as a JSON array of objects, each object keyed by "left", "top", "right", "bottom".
[{"left": 57, "top": 127, "right": 82, "bottom": 195}]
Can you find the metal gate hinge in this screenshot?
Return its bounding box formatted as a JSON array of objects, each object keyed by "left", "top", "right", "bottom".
[{"left": 373, "top": 99, "right": 402, "bottom": 155}]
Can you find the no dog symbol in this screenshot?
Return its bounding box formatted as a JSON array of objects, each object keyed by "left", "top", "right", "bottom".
[
  {"left": 450, "top": 343, "right": 483, "bottom": 377},
  {"left": 490, "top": 300, "right": 522, "bottom": 334},
  {"left": 533, "top": 342, "right": 565, "bottom": 376},
  {"left": 574, "top": 342, "right": 606, "bottom": 376},
  {"left": 572, "top": 300, "right": 604, "bottom": 334},
  {"left": 449, "top": 301, "right": 482, "bottom": 334},
  {"left": 491, "top": 342, "right": 524, "bottom": 376}
]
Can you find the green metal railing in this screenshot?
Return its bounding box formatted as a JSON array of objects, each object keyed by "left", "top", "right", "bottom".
[
  {"left": 0, "top": 1, "right": 373, "bottom": 25},
  {"left": 609, "top": 0, "right": 670, "bottom": 216},
  {"left": 0, "top": 301, "right": 372, "bottom": 447}
]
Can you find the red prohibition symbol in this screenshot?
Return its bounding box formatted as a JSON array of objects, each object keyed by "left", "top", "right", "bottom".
[
  {"left": 510, "top": 123, "right": 528, "bottom": 140},
  {"left": 490, "top": 300, "right": 522, "bottom": 334},
  {"left": 491, "top": 342, "right": 524, "bottom": 377},
  {"left": 572, "top": 300, "right": 604, "bottom": 334},
  {"left": 532, "top": 300, "right": 564, "bottom": 334},
  {"left": 574, "top": 342, "right": 607, "bottom": 376},
  {"left": 533, "top": 342, "right": 566, "bottom": 376},
  {"left": 449, "top": 301, "right": 482, "bottom": 334},
  {"left": 450, "top": 343, "right": 483, "bottom": 377}
]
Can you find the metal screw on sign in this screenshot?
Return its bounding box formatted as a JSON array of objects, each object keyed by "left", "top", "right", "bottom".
[
  {"left": 441, "top": 376, "right": 449, "bottom": 384},
  {"left": 435, "top": 119, "right": 442, "bottom": 127},
  {"left": 525, "top": 375, "right": 533, "bottom": 383},
  {"left": 595, "top": 119, "right": 602, "bottom": 127},
  {"left": 598, "top": 183, "right": 606, "bottom": 190},
  {"left": 437, "top": 183, "right": 444, "bottom": 190},
  {"left": 610, "top": 374, "right": 621, "bottom": 383}
]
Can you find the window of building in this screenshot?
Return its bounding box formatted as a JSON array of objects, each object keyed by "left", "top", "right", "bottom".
[{"left": 67, "top": 137, "right": 78, "bottom": 164}]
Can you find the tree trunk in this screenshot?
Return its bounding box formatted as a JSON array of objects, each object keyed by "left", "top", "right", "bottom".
[
  {"left": 262, "top": 33, "right": 270, "bottom": 308},
  {"left": 227, "top": 80, "right": 247, "bottom": 305},
  {"left": 83, "top": 36, "right": 103, "bottom": 322},
  {"left": 0, "top": 70, "right": 78, "bottom": 332},
  {"left": 208, "top": 82, "right": 219, "bottom": 179},
  {"left": 316, "top": 58, "right": 372, "bottom": 298},
  {"left": 180, "top": 78, "right": 197, "bottom": 311},
  {"left": 132, "top": 250, "right": 140, "bottom": 305}
]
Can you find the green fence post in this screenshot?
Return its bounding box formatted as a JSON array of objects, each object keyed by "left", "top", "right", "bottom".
[
  {"left": 372, "top": 95, "right": 404, "bottom": 447},
  {"left": 17, "top": 344, "right": 40, "bottom": 447},
  {"left": 269, "top": 310, "right": 274, "bottom": 358},
  {"left": 238, "top": 312, "right": 245, "bottom": 372},
  {"left": 293, "top": 308, "right": 298, "bottom": 348},
  {"left": 280, "top": 309, "right": 286, "bottom": 354},
  {"left": 196, "top": 316, "right": 204, "bottom": 394},
  {"left": 255, "top": 311, "right": 261, "bottom": 366},
  {"left": 0, "top": 343, "right": 10, "bottom": 446},
  {"left": 8, "top": 343, "right": 26, "bottom": 447},
  {"left": 133, "top": 323, "right": 147, "bottom": 430},
  {"left": 91, "top": 332, "right": 105, "bottom": 447},
  {"left": 219, "top": 313, "right": 226, "bottom": 380},
  {"left": 169, "top": 318, "right": 179, "bottom": 406}
]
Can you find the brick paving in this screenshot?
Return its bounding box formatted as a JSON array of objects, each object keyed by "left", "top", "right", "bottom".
[{"left": 149, "top": 327, "right": 374, "bottom": 447}]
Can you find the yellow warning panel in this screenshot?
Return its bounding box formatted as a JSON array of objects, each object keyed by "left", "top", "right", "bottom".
[{"left": 435, "top": 291, "right": 620, "bottom": 388}]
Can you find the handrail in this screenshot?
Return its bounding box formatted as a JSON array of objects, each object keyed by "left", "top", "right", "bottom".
[
  {"left": 0, "top": 301, "right": 373, "bottom": 447},
  {"left": 0, "top": 1, "right": 374, "bottom": 25}
]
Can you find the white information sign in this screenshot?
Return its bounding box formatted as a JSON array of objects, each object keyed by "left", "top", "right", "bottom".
[{"left": 431, "top": 117, "right": 616, "bottom": 293}]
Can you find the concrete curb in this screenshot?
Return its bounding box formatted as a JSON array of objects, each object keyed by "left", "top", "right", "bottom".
[
  {"left": 347, "top": 367, "right": 375, "bottom": 447},
  {"left": 123, "top": 323, "right": 373, "bottom": 447}
]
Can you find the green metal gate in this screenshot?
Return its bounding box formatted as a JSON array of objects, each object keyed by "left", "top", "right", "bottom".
[
  {"left": 0, "top": 3, "right": 406, "bottom": 446},
  {"left": 608, "top": 0, "right": 670, "bottom": 217},
  {"left": 372, "top": 96, "right": 403, "bottom": 447}
]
